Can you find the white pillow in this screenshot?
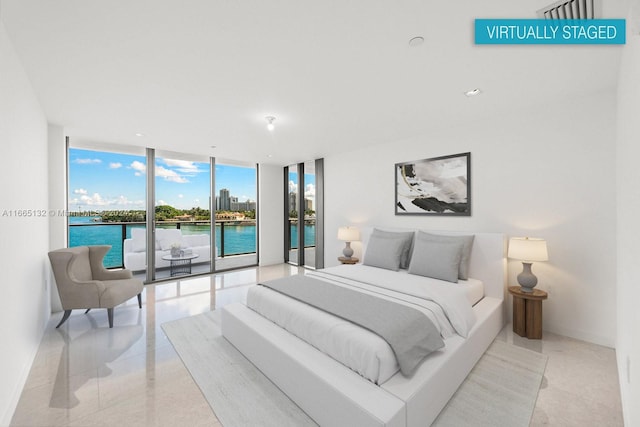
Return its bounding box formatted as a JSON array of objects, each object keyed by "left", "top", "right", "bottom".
[
  {"left": 156, "top": 229, "right": 183, "bottom": 249},
  {"left": 159, "top": 238, "right": 183, "bottom": 251},
  {"left": 155, "top": 228, "right": 166, "bottom": 246},
  {"left": 162, "top": 228, "right": 183, "bottom": 243},
  {"left": 130, "top": 228, "right": 146, "bottom": 253}
]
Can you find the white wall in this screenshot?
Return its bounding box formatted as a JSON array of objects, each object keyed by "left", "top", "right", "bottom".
[
  {"left": 258, "top": 164, "right": 284, "bottom": 265},
  {"left": 0, "top": 21, "right": 50, "bottom": 425},
  {"left": 324, "top": 89, "right": 617, "bottom": 348},
  {"left": 616, "top": 1, "right": 640, "bottom": 424}
]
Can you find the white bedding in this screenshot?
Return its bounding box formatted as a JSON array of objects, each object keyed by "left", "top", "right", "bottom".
[
  {"left": 321, "top": 264, "right": 485, "bottom": 306},
  {"left": 246, "top": 264, "right": 480, "bottom": 384}
]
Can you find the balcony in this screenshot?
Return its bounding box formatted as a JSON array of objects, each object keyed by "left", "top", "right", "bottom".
[{"left": 68, "top": 220, "right": 257, "bottom": 272}]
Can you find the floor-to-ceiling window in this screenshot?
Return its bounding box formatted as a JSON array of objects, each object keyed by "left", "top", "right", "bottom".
[
  {"left": 67, "top": 143, "right": 147, "bottom": 270},
  {"left": 303, "top": 160, "right": 317, "bottom": 269},
  {"left": 214, "top": 160, "right": 258, "bottom": 271},
  {"left": 286, "top": 164, "right": 300, "bottom": 264},
  {"left": 154, "top": 151, "right": 212, "bottom": 280},
  {"left": 285, "top": 159, "right": 323, "bottom": 268},
  {"left": 67, "top": 140, "right": 259, "bottom": 281}
]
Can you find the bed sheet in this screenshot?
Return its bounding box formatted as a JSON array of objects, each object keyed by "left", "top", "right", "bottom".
[{"left": 247, "top": 266, "right": 479, "bottom": 384}]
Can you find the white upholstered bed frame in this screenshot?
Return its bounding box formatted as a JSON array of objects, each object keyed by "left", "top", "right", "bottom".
[{"left": 221, "top": 231, "right": 506, "bottom": 426}]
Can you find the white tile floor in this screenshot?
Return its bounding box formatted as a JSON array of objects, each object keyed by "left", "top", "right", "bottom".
[{"left": 11, "top": 264, "right": 623, "bottom": 426}]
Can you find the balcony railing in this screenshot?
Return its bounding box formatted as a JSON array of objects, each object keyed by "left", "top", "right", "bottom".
[
  {"left": 68, "top": 220, "right": 258, "bottom": 269},
  {"left": 288, "top": 218, "right": 317, "bottom": 250}
]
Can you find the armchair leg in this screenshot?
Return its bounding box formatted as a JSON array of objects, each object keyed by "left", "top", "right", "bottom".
[
  {"left": 56, "top": 310, "right": 72, "bottom": 328},
  {"left": 107, "top": 308, "right": 114, "bottom": 328},
  {"left": 137, "top": 293, "right": 142, "bottom": 309},
  {"left": 84, "top": 309, "right": 91, "bottom": 314}
]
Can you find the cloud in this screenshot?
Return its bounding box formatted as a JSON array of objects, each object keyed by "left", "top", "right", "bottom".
[
  {"left": 162, "top": 159, "right": 203, "bottom": 174},
  {"left": 74, "top": 158, "right": 101, "bottom": 164},
  {"left": 115, "top": 195, "right": 144, "bottom": 208},
  {"left": 130, "top": 161, "right": 146, "bottom": 176},
  {"left": 156, "top": 165, "right": 189, "bottom": 183},
  {"left": 178, "top": 194, "right": 184, "bottom": 198},
  {"left": 289, "top": 180, "right": 298, "bottom": 193},
  {"left": 158, "top": 199, "right": 167, "bottom": 205},
  {"left": 68, "top": 192, "right": 144, "bottom": 210},
  {"left": 305, "top": 183, "right": 315, "bottom": 198},
  {"left": 78, "top": 192, "right": 109, "bottom": 206},
  {"left": 109, "top": 162, "right": 123, "bottom": 169},
  {"left": 73, "top": 188, "right": 88, "bottom": 195},
  {"left": 127, "top": 160, "right": 193, "bottom": 182}
]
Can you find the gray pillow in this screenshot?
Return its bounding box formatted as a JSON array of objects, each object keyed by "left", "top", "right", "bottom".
[
  {"left": 415, "top": 232, "right": 475, "bottom": 280},
  {"left": 408, "top": 239, "right": 463, "bottom": 283},
  {"left": 363, "top": 234, "right": 406, "bottom": 271},
  {"left": 371, "top": 229, "right": 415, "bottom": 269}
]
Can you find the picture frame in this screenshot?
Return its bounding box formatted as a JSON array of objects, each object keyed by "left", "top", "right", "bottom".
[{"left": 395, "top": 152, "right": 471, "bottom": 216}]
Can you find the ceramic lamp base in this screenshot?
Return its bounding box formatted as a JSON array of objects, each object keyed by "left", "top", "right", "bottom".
[
  {"left": 517, "top": 262, "right": 538, "bottom": 293},
  {"left": 342, "top": 242, "right": 353, "bottom": 258}
]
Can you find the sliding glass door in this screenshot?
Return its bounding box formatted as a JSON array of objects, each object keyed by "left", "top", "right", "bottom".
[
  {"left": 213, "top": 160, "right": 258, "bottom": 271},
  {"left": 153, "top": 151, "right": 212, "bottom": 280}
]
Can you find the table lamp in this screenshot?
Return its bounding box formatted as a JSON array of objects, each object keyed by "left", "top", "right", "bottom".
[
  {"left": 508, "top": 237, "right": 548, "bottom": 293},
  {"left": 337, "top": 226, "right": 360, "bottom": 259}
]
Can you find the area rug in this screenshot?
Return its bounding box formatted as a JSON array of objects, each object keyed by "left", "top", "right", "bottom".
[
  {"left": 432, "top": 339, "right": 547, "bottom": 427},
  {"left": 162, "top": 311, "right": 547, "bottom": 427}
]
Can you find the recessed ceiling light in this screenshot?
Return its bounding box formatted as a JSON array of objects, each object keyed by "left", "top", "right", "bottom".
[
  {"left": 210, "top": 145, "right": 217, "bottom": 149},
  {"left": 267, "top": 154, "right": 273, "bottom": 158},
  {"left": 464, "top": 88, "right": 482, "bottom": 97},
  {"left": 408, "top": 36, "right": 424, "bottom": 47},
  {"left": 135, "top": 132, "right": 145, "bottom": 137}
]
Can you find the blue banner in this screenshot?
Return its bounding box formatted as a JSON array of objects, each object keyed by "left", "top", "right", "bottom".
[{"left": 475, "top": 19, "right": 625, "bottom": 44}]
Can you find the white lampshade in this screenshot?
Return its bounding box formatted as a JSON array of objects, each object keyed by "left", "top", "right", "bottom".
[
  {"left": 337, "top": 226, "right": 360, "bottom": 242},
  {"left": 508, "top": 237, "right": 549, "bottom": 262}
]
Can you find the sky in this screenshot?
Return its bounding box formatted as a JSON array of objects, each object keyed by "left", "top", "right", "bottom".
[
  {"left": 289, "top": 170, "right": 316, "bottom": 210},
  {"left": 68, "top": 148, "right": 258, "bottom": 211}
]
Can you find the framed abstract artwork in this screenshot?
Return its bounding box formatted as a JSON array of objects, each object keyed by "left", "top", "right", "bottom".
[{"left": 395, "top": 152, "right": 471, "bottom": 216}]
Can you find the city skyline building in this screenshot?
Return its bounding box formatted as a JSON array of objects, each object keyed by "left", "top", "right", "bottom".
[
  {"left": 219, "top": 188, "right": 230, "bottom": 211},
  {"left": 216, "top": 188, "right": 256, "bottom": 212},
  {"left": 289, "top": 191, "right": 315, "bottom": 212}
]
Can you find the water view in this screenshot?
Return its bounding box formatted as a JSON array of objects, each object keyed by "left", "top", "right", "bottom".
[{"left": 69, "top": 216, "right": 316, "bottom": 268}]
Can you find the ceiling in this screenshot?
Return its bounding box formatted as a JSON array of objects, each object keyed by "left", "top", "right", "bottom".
[{"left": 0, "top": 0, "right": 629, "bottom": 165}]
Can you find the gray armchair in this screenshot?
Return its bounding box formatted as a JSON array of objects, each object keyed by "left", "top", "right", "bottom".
[{"left": 48, "top": 245, "right": 143, "bottom": 328}]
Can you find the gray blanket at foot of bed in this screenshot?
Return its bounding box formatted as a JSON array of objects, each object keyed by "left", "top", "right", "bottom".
[{"left": 260, "top": 274, "right": 444, "bottom": 376}]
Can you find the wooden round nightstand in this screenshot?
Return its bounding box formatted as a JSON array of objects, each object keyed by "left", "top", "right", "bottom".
[
  {"left": 338, "top": 257, "right": 359, "bottom": 265},
  {"left": 508, "top": 286, "right": 548, "bottom": 339}
]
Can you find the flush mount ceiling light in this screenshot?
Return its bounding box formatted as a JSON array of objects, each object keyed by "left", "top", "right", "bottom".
[
  {"left": 135, "top": 132, "right": 145, "bottom": 137},
  {"left": 464, "top": 88, "right": 482, "bottom": 97},
  {"left": 265, "top": 116, "right": 276, "bottom": 131},
  {"left": 408, "top": 36, "right": 424, "bottom": 47}
]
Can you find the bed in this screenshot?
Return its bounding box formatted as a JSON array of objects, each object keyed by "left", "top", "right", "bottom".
[{"left": 221, "top": 228, "right": 506, "bottom": 427}]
